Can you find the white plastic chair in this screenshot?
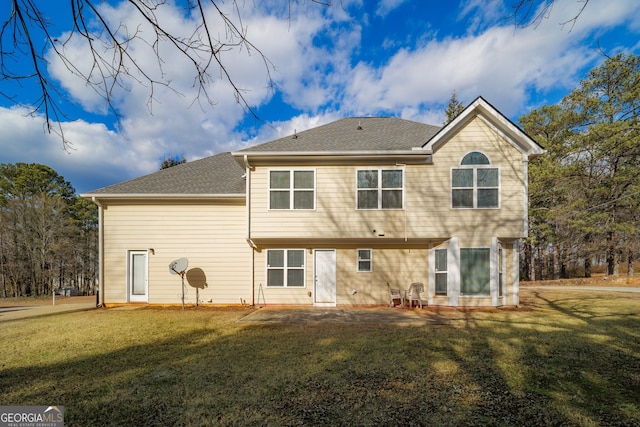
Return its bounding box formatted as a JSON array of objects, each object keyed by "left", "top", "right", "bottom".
[
  {"left": 406, "top": 282, "right": 425, "bottom": 308},
  {"left": 387, "top": 282, "right": 405, "bottom": 307}
]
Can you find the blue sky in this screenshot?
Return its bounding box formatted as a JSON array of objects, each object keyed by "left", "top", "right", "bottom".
[{"left": 1, "top": 0, "right": 639, "bottom": 194}]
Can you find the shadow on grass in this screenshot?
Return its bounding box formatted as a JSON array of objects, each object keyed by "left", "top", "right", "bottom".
[{"left": 0, "top": 291, "right": 639, "bottom": 426}]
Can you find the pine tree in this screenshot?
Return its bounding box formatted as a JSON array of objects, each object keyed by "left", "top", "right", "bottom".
[
  {"left": 160, "top": 155, "right": 187, "bottom": 170},
  {"left": 521, "top": 53, "right": 640, "bottom": 278},
  {"left": 444, "top": 91, "right": 465, "bottom": 124}
]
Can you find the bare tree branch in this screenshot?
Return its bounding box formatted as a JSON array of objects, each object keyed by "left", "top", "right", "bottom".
[
  {"left": 1, "top": 0, "right": 282, "bottom": 148},
  {"left": 2, "top": 0, "right": 73, "bottom": 147},
  {"left": 509, "top": 0, "right": 589, "bottom": 32}
]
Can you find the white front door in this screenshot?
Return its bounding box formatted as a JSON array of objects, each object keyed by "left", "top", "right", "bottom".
[
  {"left": 314, "top": 249, "right": 336, "bottom": 306},
  {"left": 128, "top": 251, "right": 148, "bottom": 302}
]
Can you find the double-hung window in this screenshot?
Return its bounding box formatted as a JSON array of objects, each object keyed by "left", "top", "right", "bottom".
[
  {"left": 270, "top": 170, "right": 315, "bottom": 210},
  {"left": 451, "top": 152, "right": 499, "bottom": 209},
  {"left": 357, "top": 169, "right": 403, "bottom": 209},
  {"left": 266, "top": 249, "right": 305, "bottom": 287},
  {"left": 435, "top": 249, "right": 448, "bottom": 296},
  {"left": 357, "top": 249, "right": 372, "bottom": 272}
]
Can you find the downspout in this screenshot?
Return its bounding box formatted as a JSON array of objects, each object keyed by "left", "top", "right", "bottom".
[
  {"left": 92, "top": 197, "right": 104, "bottom": 308},
  {"left": 243, "top": 155, "right": 258, "bottom": 306},
  {"left": 396, "top": 163, "right": 408, "bottom": 241}
]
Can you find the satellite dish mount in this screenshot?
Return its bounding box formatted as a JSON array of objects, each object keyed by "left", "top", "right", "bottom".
[{"left": 169, "top": 258, "right": 189, "bottom": 310}]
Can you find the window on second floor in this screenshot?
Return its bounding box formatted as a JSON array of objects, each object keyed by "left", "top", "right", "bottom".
[
  {"left": 269, "top": 170, "right": 315, "bottom": 210},
  {"left": 357, "top": 169, "right": 403, "bottom": 209},
  {"left": 451, "top": 152, "right": 499, "bottom": 209}
]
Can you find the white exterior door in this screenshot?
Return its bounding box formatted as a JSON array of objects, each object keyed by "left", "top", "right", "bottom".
[
  {"left": 314, "top": 250, "right": 336, "bottom": 306},
  {"left": 128, "top": 251, "right": 148, "bottom": 302}
]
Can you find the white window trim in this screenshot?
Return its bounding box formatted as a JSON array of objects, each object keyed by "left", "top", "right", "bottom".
[
  {"left": 268, "top": 169, "right": 316, "bottom": 210},
  {"left": 127, "top": 250, "right": 149, "bottom": 302},
  {"left": 265, "top": 249, "right": 306, "bottom": 288},
  {"left": 434, "top": 248, "right": 448, "bottom": 296},
  {"left": 450, "top": 152, "right": 501, "bottom": 209},
  {"left": 355, "top": 168, "right": 405, "bottom": 210},
  {"left": 356, "top": 248, "right": 373, "bottom": 272}
]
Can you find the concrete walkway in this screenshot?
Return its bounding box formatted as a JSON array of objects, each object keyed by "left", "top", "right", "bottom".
[
  {"left": 239, "top": 306, "right": 477, "bottom": 325},
  {"left": 0, "top": 302, "right": 97, "bottom": 322}
]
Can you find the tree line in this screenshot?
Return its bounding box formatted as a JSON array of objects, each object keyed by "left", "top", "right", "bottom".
[
  {"left": 519, "top": 53, "right": 640, "bottom": 280},
  {"left": 0, "top": 163, "right": 98, "bottom": 297}
]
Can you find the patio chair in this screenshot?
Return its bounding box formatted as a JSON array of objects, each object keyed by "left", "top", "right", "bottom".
[
  {"left": 387, "top": 282, "right": 405, "bottom": 307},
  {"left": 406, "top": 282, "right": 425, "bottom": 309}
]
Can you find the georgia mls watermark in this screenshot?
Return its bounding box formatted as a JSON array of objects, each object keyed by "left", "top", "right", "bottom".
[{"left": 0, "top": 406, "right": 64, "bottom": 427}]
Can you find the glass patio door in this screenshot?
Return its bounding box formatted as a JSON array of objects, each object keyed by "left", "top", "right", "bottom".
[{"left": 129, "top": 251, "right": 148, "bottom": 302}]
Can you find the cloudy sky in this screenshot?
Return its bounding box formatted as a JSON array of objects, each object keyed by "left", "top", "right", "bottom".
[{"left": 1, "top": 0, "right": 639, "bottom": 194}]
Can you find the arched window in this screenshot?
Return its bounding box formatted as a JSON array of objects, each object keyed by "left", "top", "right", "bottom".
[
  {"left": 460, "top": 151, "right": 490, "bottom": 165},
  {"left": 451, "top": 151, "right": 499, "bottom": 209}
]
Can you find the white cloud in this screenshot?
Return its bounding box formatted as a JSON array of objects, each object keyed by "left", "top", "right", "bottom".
[
  {"left": 42, "top": 1, "right": 288, "bottom": 185},
  {"left": 376, "top": 0, "right": 409, "bottom": 17},
  {"left": 458, "top": 0, "right": 507, "bottom": 34},
  {"left": 0, "top": 107, "right": 130, "bottom": 192},
  {"left": 343, "top": 0, "right": 640, "bottom": 119},
  {"left": 248, "top": 111, "right": 342, "bottom": 146}
]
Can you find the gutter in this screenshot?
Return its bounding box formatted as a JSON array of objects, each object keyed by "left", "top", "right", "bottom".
[
  {"left": 230, "top": 150, "right": 433, "bottom": 166},
  {"left": 91, "top": 196, "right": 105, "bottom": 308},
  {"left": 233, "top": 149, "right": 432, "bottom": 156},
  {"left": 80, "top": 193, "right": 245, "bottom": 200}
]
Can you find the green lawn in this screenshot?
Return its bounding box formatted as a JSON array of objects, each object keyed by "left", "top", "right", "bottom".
[{"left": 1, "top": 288, "right": 639, "bottom": 426}]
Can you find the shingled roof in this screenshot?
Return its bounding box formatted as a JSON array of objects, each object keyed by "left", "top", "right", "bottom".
[
  {"left": 84, "top": 152, "right": 245, "bottom": 196},
  {"left": 237, "top": 117, "right": 441, "bottom": 153},
  {"left": 84, "top": 117, "right": 441, "bottom": 197}
]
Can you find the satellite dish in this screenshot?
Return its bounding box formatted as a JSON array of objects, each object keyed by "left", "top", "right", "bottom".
[
  {"left": 169, "top": 258, "right": 189, "bottom": 275},
  {"left": 169, "top": 258, "right": 189, "bottom": 310}
]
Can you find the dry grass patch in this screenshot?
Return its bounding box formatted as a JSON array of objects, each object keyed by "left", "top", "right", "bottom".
[{"left": 1, "top": 289, "right": 639, "bottom": 426}]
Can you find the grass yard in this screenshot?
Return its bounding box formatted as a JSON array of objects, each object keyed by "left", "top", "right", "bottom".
[{"left": 1, "top": 288, "right": 639, "bottom": 426}]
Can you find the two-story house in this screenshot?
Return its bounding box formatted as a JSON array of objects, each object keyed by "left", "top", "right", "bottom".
[{"left": 84, "top": 97, "right": 544, "bottom": 308}]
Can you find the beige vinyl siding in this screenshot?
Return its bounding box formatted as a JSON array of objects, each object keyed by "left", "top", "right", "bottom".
[
  {"left": 102, "top": 200, "right": 249, "bottom": 305},
  {"left": 253, "top": 248, "right": 314, "bottom": 305},
  {"left": 336, "top": 248, "right": 428, "bottom": 305},
  {"left": 249, "top": 118, "right": 526, "bottom": 242},
  {"left": 251, "top": 166, "right": 408, "bottom": 239},
  {"left": 421, "top": 117, "right": 526, "bottom": 241},
  {"left": 252, "top": 246, "right": 428, "bottom": 305}
]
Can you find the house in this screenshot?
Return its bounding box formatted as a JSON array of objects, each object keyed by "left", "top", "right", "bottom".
[{"left": 83, "top": 97, "right": 545, "bottom": 308}]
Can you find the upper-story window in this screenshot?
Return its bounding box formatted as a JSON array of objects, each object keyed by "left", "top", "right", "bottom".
[
  {"left": 451, "top": 152, "right": 499, "bottom": 209},
  {"left": 269, "top": 170, "right": 315, "bottom": 210},
  {"left": 357, "top": 169, "right": 403, "bottom": 209}
]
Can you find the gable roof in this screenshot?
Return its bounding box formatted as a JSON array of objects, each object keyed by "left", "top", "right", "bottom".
[
  {"left": 424, "top": 96, "right": 546, "bottom": 158},
  {"left": 232, "top": 117, "right": 439, "bottom": 166},
  {"left": 82, "top": 152, "right": 245, "bottom": 198},
  {"left": 237, "top": 117, "right": 441, "bottom": 153}
]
